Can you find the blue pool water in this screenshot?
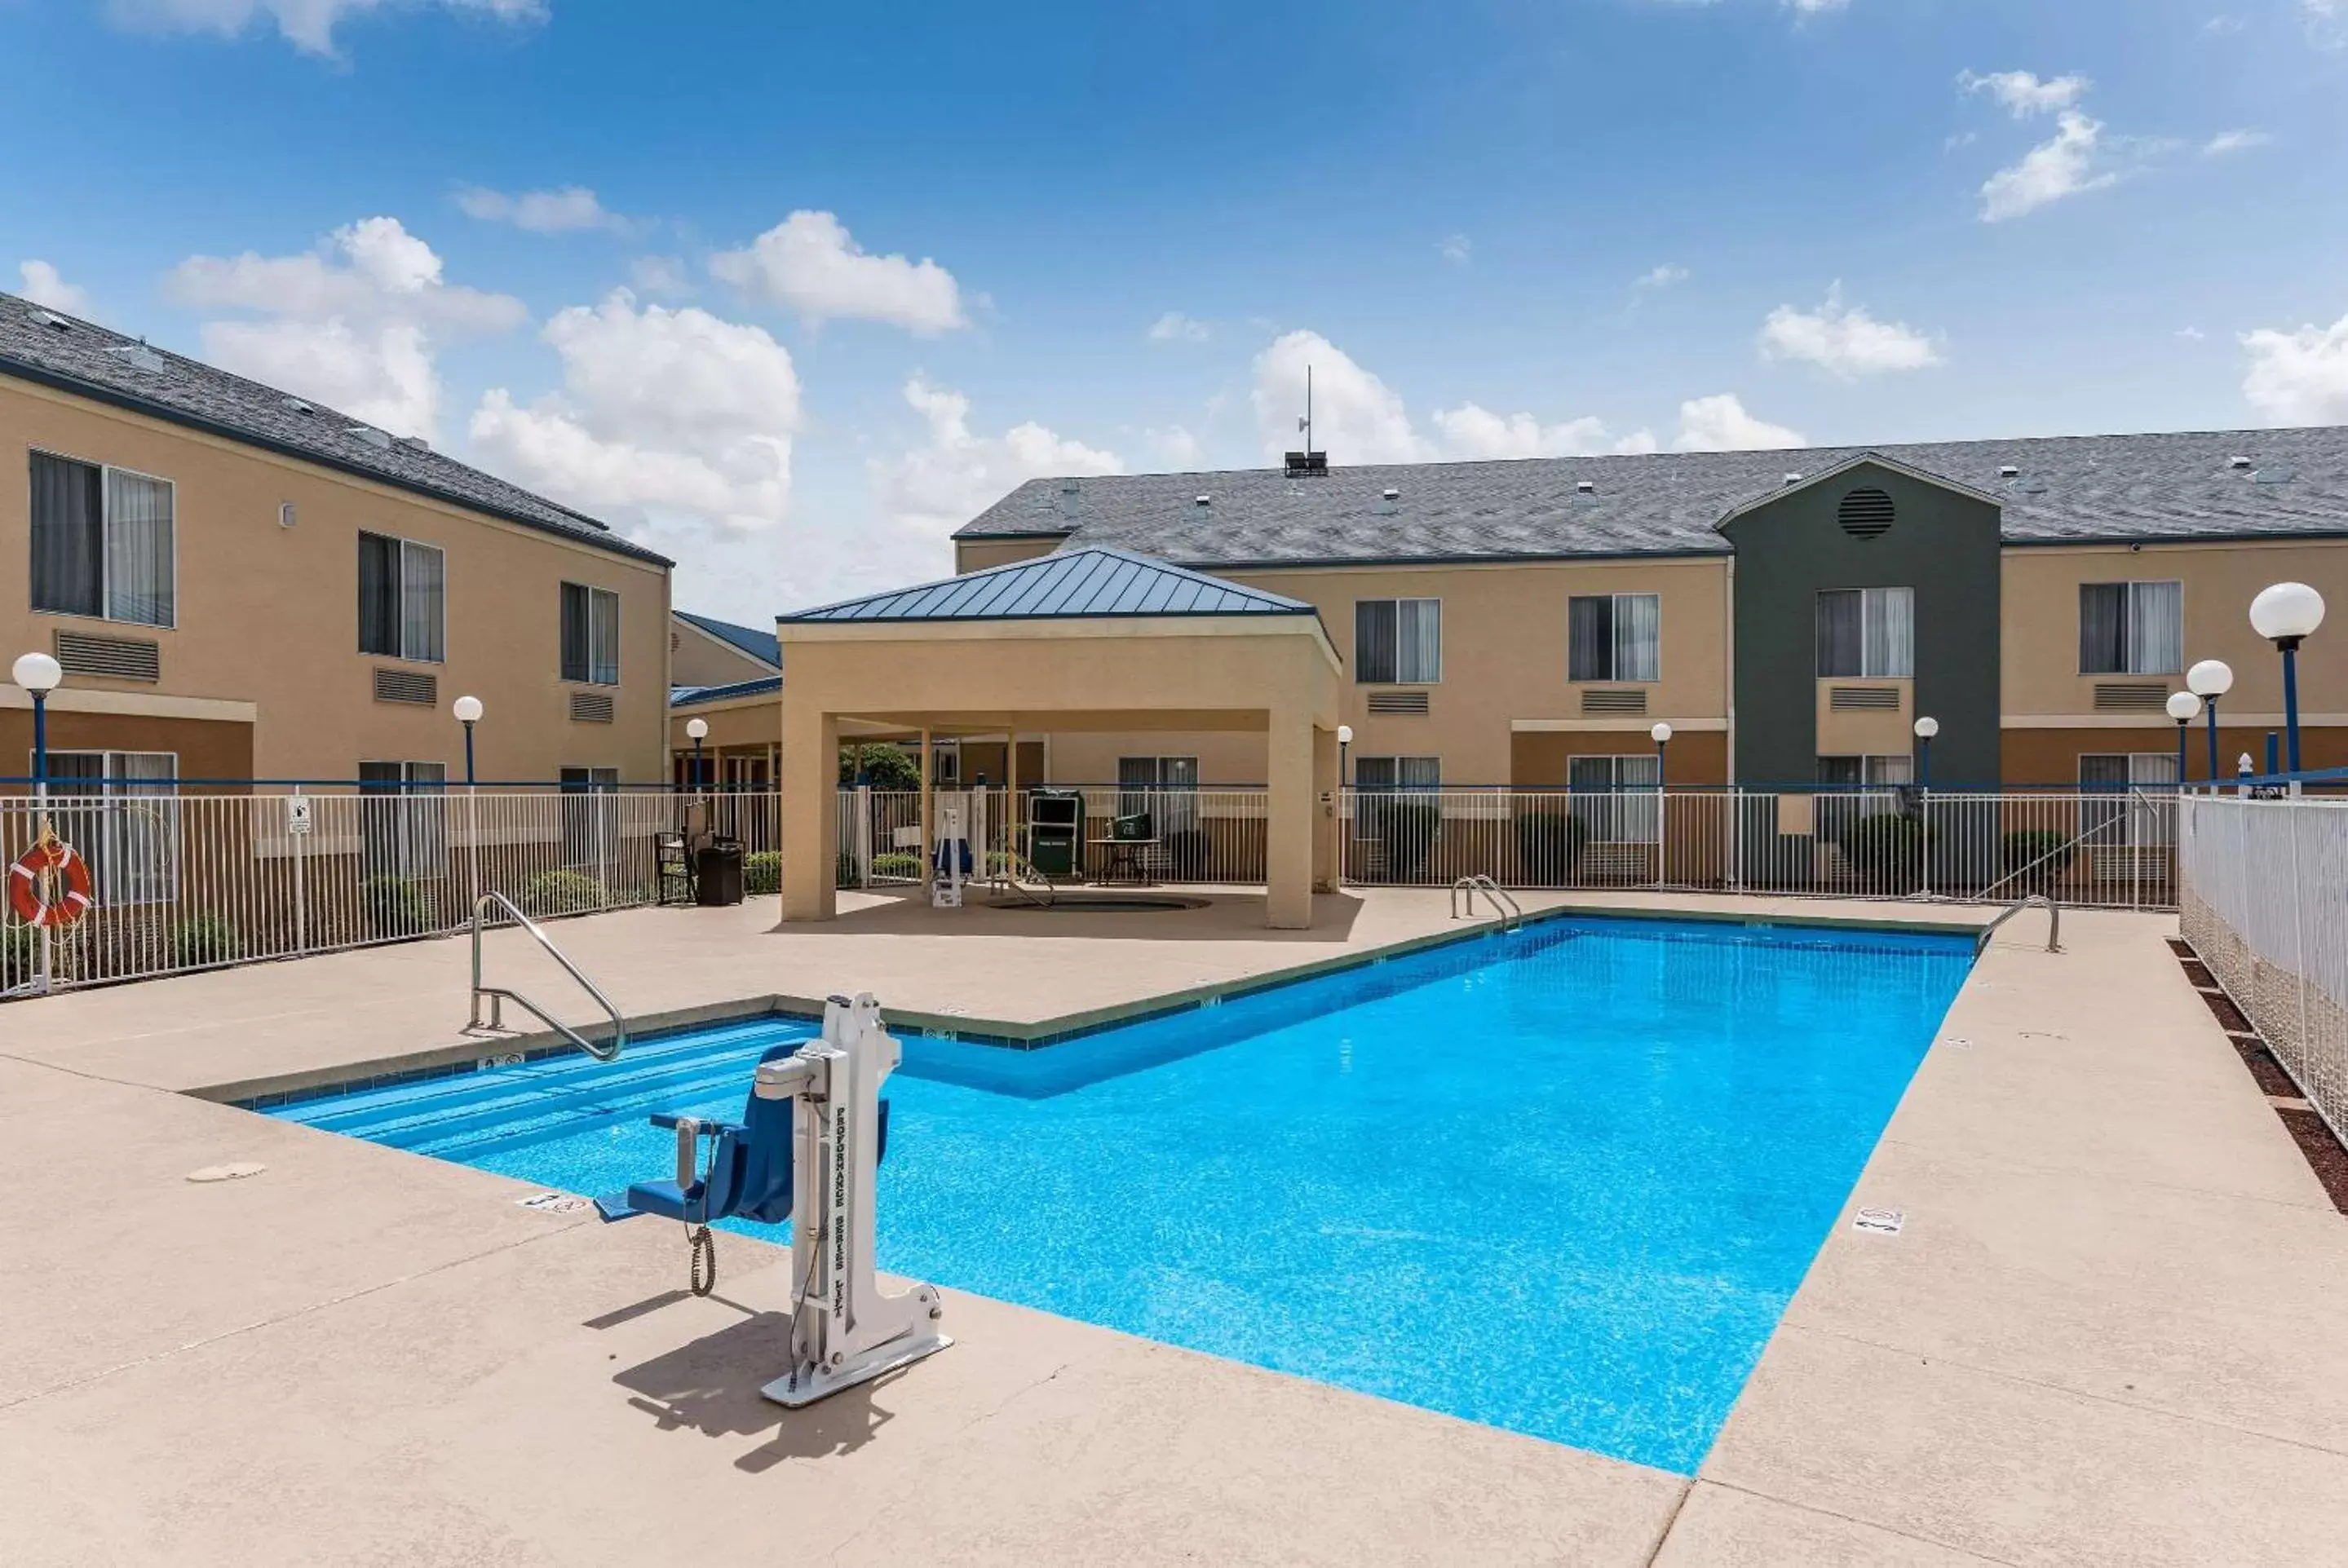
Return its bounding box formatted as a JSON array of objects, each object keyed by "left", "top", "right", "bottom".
[{"left": 268, "top": 916, "right": 1970, "bottom": 1473}]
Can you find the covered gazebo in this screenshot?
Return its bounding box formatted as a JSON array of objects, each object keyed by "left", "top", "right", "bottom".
[{"left": 775, "top": 548, "right": 1343, "bottom": 929}]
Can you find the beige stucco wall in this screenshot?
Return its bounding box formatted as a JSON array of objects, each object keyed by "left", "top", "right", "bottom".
[
  {"left": 954, "top": 537, "right": 1067, "bottom": 573},
  {"left": 670, "top": 616, "right": 776, "bottom": 689},
  {"left": 2001, "top": 539, "right": 2348, "bottom": 722},
  {"left": 2, "top": 376, "right": 670, "bottom": 784}
]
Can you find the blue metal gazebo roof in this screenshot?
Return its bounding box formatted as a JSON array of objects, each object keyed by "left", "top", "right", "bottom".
[{"left": 780, "top": 546, "right": 1316, "bottom": 624}]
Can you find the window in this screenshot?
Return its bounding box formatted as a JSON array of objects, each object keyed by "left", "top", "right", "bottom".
[
  {"left": 2078, "top": 581, "right": 2182, "bottom": 675},
  {"left": 358, "top": 532, "right": 445, "bottom": 662},
  {"left": 1816, "top": 755, "right": 1914, "bottom": 788},
  {"left": 1566, "top": 754, "right": 1660, "bottom": 843},
  {"left": 2081, "top": 753, "right": 2180, "bottom": 847},
  {"left": 1118, "top": 756, "right": 1201, "bottom": 833},
  {"left": 559, "top": 766, "right": 621, "bottom": 881},
  {"left": 359, "top": 761, "right": 447, "bottom": 881},
  {"left": 1568, "top": 594, "right": 1660, "bottom": 683},
  {"left": 1354, "top": 598, "right": 1441, "bottom": 684},
  {"left": 560, "top": 582, "right": 621, "bottom": 685},
  {"left": 29, "top": 452, "right": 175, "bottom": 628},
  {"left": 1351, "top": 755, "right": 1439, "bottom": 837},
  {"left": 45, "top": 751, "right": 179, "bottom": 903},
  {"left": 1815, "top": 587, "right": 1914, "bottom": 678}
]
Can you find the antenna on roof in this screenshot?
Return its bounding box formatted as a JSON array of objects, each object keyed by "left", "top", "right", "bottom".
[
  {"left": 1284, "top": 364, "right": 1329, "bottom": 477},
  {"left": 1300, "top": 364, "right": 1313, "bottom": 457}
]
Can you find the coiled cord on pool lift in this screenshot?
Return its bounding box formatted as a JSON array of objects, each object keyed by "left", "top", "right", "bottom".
[{"left": 687, "top": 1122, "right": 719, "bottom": 1297}]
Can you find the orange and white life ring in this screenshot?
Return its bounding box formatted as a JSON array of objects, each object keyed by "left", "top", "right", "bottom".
[{"left": 8, "top": 838, "right": 95, "bottom": 929}]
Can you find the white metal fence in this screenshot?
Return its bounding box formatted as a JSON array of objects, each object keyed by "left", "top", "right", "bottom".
[
  {"left": 4, "top": 782, "right": 2184, "bottom": 996},
  {"left": 2179, "top": 793, "right": 2348, "bottom": 1142}
]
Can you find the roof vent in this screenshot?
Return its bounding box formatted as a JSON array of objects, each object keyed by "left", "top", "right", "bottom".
[
  {"left": 281, "top": 396, "right": 314, "bottom": 414},
  {"left": 1999, "top": 464, "right": 2019, "bottom": 479},
  {"left": 1838, "top": 487, "right": 1895, "bottom": 540},
  {"left": 1194, "top": 493, "right": 1211, "bottom": 507},
  {"left": 28, "top": 308, "right": 71, "bottom": 330},
  {"left": 108, "top": 343, "right": 165, "bottom": 373},
  {"left": 2230, "top": 456, "right": 2253, "bottom": 470},
  {"left": 1576, "top": 479, "right": 1596, "bottom": 494},
  {"left": 347, "top": 425, "right": 392, "bottom": 450},
  {"left": 1784, "top": 472, "right": 1803, "bottom": 485},
  {"left": 2253, "top": 467, "right": 2296, "bottom": 485},
  {"left": 1056, "top": 478, "right": 1081, "bottom": 519},
  {"left": 396, "top": 434, "right": 429, "bottom": 451}
]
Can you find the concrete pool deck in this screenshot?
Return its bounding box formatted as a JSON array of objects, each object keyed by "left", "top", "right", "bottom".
[{"left": 2, "top": 890, "right": 2346, "bottom": 1563}]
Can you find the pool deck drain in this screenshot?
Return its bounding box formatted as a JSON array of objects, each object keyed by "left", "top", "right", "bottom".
[{"left": 4, "top": 889, "right": 2347, "bottom": 1563}]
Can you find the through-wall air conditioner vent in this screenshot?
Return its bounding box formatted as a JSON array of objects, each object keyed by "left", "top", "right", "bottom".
[
  {"left": 1837, "top": 488, "right": 1895, "bottom": 540},
  {"left": 1580, "top": 688, "right": 1648, "bottom": 716},
  {"left": 1828, "top": 686, "right": 1899, "bottom": 711},
  {"left": 54, "top": 630, "right": 160, "bottom": 682},
  {"left": 1365, "top": 690, "right": 1430, "bottom": 716},
  {"left": 2094, "top": 682, "right": 2173, "bottom": 713},
  {"left": 373, "top": 667, "right": 437, "bottom": 706},
  {"left": 569, "top": 691, "right": 617, "bottom": 723}
]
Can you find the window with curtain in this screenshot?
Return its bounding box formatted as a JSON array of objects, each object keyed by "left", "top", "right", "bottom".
[
  {"left": 359, "top": 760, "right": 448, "bottom": 881},
  {"left": 1815, "top": 586, "right": 1913, "bottom": 678},
  {"left": 1566, "top": 753, "right": 1660, "bottom": 842},
  {"left": 2077, "top": 581, "right": 2182, "bottom": 675},
  {"left": 1353, "top": 756, "right": 1440, "bottom": 791},
  {"left": 1568, "top": 593, "right": 1661, "bottom": 682},
  {"left": 29, "top": 453, "right": 175, "bottom": 627},
  {"left": 1816, "top": 754, "right": 1913, "bottom": 787},
  {"left": 1117, "top": 756, "right": 1201, "bottom": 832},
  {"left": 2081, "top": 753, "right": 2182, "bottom": 846},
  {"left": 1353, "top": 598, "right": 1440, "bottom": 684},
  {"left": 561, "top": 582, "right": 621, "bottom": 685},
  {"left": 45, "top": 749, "right": 179, "bottom": 903},
  {"left": 358, "top": 532, "right": 445, "bottom": 661}
]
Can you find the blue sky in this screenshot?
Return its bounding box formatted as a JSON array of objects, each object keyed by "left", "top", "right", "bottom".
[{"left": 3, "top": 0, "right": 2345, "bottom": 620}]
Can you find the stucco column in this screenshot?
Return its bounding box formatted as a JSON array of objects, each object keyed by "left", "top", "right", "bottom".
[
  {"left": 1265, "top": 704, "right": 1315, "bottom": 930},
  {"left": 1312, "top": 722, "right": 1339, "bottom": 892},
  {"left": 780, "top": 704, "right": 839, "bottom": 921}
]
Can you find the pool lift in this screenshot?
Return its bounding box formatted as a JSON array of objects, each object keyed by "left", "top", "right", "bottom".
[{"left": 594, "top": 992, "right": 953, "bottom": 1407}]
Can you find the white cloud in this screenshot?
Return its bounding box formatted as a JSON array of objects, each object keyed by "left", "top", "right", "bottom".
[
  {"left": 1147, "top": 311, "right": 1210, "bottom": 342},
  {"left": 2178, "top": 326, "right": 2207, "bottom": 342},
  {"left": 2203, "top": 128, "right": 2272, "bottom": 157},
  {"left": 1758, "top": 283, "right": 1943, "bottom": 378},
  {"left": 1784, "top": 0, "right": 1850, "bottom": 12},
  {"left": 2242, "top": 312, "right": 2348, "bottom": 424},
  {"left": 167, "top": 216, "right": 522, "bottom": 439},
  {"left": 454, "top": 183, "right": 631, "bottom": 235},
  {"left": 1675, "top": 394, "right": 1804, "bottom": 452},
  {"left": 710, "top": 210, "right": 964, "bottom": 333},
  {"left": 17, "top": 260, "right": 91, "bottom": 316},
  {"left": 1979, "top": 110, "right": 2114, "bottom": 222},
  {"left": 1146, "top": 426, "right": 1205, "bottom": 469},
  {"left": 1430, "top": 404, "right": 1616, "bottom": 459},
  {"left": 2307, "top": 1, "right": 2346, "bottom": 46},
  {"left": 1633, "top": 263, "right": 1690, "bottom": 293},
  {"left": 867, "top": 378, "right": 1121, "bottom": 588},
  {"left": 627, "top": 255, "right": 693, "bottom": 298},
  {"left": 1958, "top": 68, "right": 2090, "bottom": 117},
  {"left": 1439, "top": 233, "right": 1473, "bottom": 267},
  {"left": 106, "top": 0, "right": 544, "bottom": 56}
]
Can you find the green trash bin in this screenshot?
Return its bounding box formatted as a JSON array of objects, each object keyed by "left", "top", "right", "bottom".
[{"left": 1028, "top": 789, "right": 1082, "bottom": 879}]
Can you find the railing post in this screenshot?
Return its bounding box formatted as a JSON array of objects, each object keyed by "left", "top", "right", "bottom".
[
  {"left": 291, "top": 796, "right": 308, "bottom": 957},
  {"left": 2289, "top": 797, "right": 2310, "bottom": 1070},
  {"left": 1921, "top": 788, "right": 1934, "bottom": 902}
]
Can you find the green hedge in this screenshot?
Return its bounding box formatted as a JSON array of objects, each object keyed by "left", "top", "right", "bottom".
[
  {"left": 2000, "top": 828, "right": 2072, "bottom": 892},
  {"left": 361, "top": 875, "right": 433, "bottom": 939},
  {"left": 1514, "top": 812, "right": 1590, "bottom": 884},
  {"left": 1362, "top": 796, "right": 1442, "bottom": 880},
  {"left": 522, "top": 868, "right": 605, "bottom": 917},
  {"left": 171, "top": 914, "right": 242, "bottom": 970},
  {"left": 1837, "top": 811, "right": 1931, "bottom": 886},
  {"left": 746, "top": 850, "right": 782, "bottom": 894}
]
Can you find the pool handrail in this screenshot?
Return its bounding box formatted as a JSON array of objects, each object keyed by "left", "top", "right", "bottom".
[
  {"left": 1452, "top": 875, "right": 1523, "bottom": 933},
  {"left": 1976, "top": 893, "right": 2060, "bottom": 956},
  {"left": 467, "top": 890, "right": 626, "bottom": 1062}
]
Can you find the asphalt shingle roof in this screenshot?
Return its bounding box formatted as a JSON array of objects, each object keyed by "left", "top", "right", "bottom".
[
  {"left": 782, "top": 545, "right": 1315, "bottom": 622},
  {"left": 674, "top": 609, "right": 781, "bottom": 668},
  {"left": 0, "top": 289, "right": 670, "bottom": 567},
  {"left": 955, "top": 427, "right": 2348, "bottom": 567}
]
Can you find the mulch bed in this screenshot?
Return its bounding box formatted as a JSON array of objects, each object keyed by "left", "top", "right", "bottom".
[{"left": 2174, "top": 939, "right": 2348, "bottom": 1217}]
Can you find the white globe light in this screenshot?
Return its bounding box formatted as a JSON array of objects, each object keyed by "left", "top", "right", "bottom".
[
  {"left": 452, "top": 695, "right": 484, "bottom": 723},
  {"left": 686, "top": 718, "right": 710, "bottom": 740},
  {"left": 1912, "top": 716, "right": 1939, "bottom": 740},
  {"left": 1650, "top": 722, "right": 1674, "bottom": 744},
  {"left": 2165, "top": 691, "right": 2202, "bottom": 722},
  {"left": 2249, "top": 581, "right": 2326, "bottom": 643},
  {"left": 11, "top": 651, "right": 63, "bottom": 694},
  {"left": 2187, "top": 659, "right": 2235, "bottom": 698},
  {"left": 1336, "top": 725, "right": 1354, "bottom": 745}
]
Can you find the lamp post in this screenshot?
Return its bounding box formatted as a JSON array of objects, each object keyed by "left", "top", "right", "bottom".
[
  {"left": 2249, "top": 581, "right": 2326, "bottom": 775},
  {"left": 452, "top": 695, "right": 483, "bottom": 785},
  {"left": 1336, "top": 724, "right": 1353, "bottom": 786},
  {"left": 686, "top": 718, "right": 710, "bottom": 793},
  {"left": 1650, "top": 722, "right": 1672, "bottom": 785},
  {"left": 1650, "top": 723, "right": 1673, "bottom": 889},
  {"left": 2187, "top": 659, "right": 2234, "bottom": 784},
  {"left": 11, "top": 652, "right": 63, "bottom": 996},
  {"left": 2166, "top": 690, "right": 2201, "bottom": 793},
  {"left": 1912, "top": 715, "right": 1939, "bottom": 791}
]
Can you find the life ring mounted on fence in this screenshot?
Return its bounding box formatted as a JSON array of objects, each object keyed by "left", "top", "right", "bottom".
[{"left": 8, "top": 837, "right": 95, "bottom": 929}]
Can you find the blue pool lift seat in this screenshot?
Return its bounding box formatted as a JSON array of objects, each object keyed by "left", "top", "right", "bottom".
[{"left": 595, "top": 1041, "right": 891, "bottom": 1226}]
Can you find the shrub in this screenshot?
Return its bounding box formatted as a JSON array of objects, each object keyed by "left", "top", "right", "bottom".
[
  {"left": 1837, "top": 811, "right": 1930, "bottom": 887},
  {"left": 746, "top": 850, "right": 783, "bottom": 894},
  {"left": 2, "top": 919, "right": 36, "bottom": 984},
  {"left": 522, "top": 868, "right": 605, "bottom": 917},
  {"left": 170, "top": 914, "right": 241, "bottom": 970},
  {"left": 361, "top": 875, "right": 432, "bottom": 939},
  {"left": 2000, "top": 828, "right": 2072, "bottom": 893},
  {"left": 1363, "top": 796, "right": 1442, "bottom": 880},
  {"left": 871, "top": 850, "right": 922, "bottom": 881},
  {"left": 838, "top": 744, "right": 921, "bottom": 792},
  {"left": 1514, "top": 812, "right": 1590, "bottom": 885}
]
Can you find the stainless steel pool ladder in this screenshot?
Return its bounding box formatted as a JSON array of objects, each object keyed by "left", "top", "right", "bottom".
[
  {"left": 1975, "top": 893, "right": 2060, "bottom": 957},
  {"left": 467, "top": 891, "right": 626, "bottom": 1062},
  {"left": 1451, "top": 875, "right": 1523, "bottom": 933}
]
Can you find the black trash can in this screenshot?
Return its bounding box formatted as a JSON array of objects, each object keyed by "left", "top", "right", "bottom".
[{"left": 694, "top": 837, "right": 745, "bottom": 906}]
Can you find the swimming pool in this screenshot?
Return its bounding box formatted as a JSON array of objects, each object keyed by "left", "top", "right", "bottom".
[{"left": 267, "top": 915, "right": 1971, "bottom": 1474}]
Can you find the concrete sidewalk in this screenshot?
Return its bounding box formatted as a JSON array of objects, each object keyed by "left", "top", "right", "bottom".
[{"left": 2, "top": 893, "right": 2344, "bottom": 1563}]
